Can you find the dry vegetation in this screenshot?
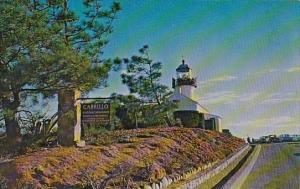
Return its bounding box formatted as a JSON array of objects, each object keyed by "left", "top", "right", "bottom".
[{"left": 0, "top": 128, "right": 244, "bottom": 189}]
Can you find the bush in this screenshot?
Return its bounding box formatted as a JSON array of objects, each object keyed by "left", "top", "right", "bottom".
[
  {"left": 115, "top": 106, "right": 136, "bottom": 129},
  {"left": 82, "top": 126, "right": 109, "bottom": 145},
  {"left": 0, "top": 175, "right": 8, "bottom": 189},
  {"left": 173, "top": 111, "right": 203, "bottom": 128}
]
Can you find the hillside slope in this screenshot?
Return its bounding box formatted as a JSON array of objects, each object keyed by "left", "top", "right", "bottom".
[{"left": 0, "top": 128, "right": 245, "bottom": 189}]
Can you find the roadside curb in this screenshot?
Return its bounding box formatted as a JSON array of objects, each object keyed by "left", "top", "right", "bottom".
[
  {"left": 146, "top": 144, "right": 250, "bottom": 189},
  {"left": 222, "top": 145, "right": 261, "bottom": 189}
]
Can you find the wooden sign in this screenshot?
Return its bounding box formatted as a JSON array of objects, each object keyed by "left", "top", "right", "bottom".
[{"left": 81, "top": 103, "right": 110, "bottom": 126}]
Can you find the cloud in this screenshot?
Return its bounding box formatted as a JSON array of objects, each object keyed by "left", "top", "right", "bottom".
[
  {"left": 231, "top": 116, "right": 295, "bottom": 128},
  {"left": 246, "top": 69, "right": 279, "bottom": 76},
  {"left": 246, "top": 66, "right": 300, "bottom": 76},
  {"left": 238, "top": 92, "right": 260, "bottom": 102},
  {"left": 209, "top": 75, "right": 237, "bottom": 82},
  {"left": 287, "top": 66, "right": 300, "bottom": 73},
  {"left": 200, "top": 75, "right": 237, "bottom": 84},
  {"left": 201, "top": 89, "right": 299, "bottom": 108},
  {"left": 200, "top": 91, "right": 261, "bottom": 105},
  {"left": 261, "top": 97, "right": 300, "bottom": 104},
  {"left": 259, "top": 92, "right": 300, "bottom": 104},
  {"left": 200, "top": 91, "right": 238, "bottom": 105}
]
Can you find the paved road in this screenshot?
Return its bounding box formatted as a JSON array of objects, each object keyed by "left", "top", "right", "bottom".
[
  {"left": 240, "top": 143, "right": 300, "bottom": 189},
  {"left": 220, "top": 145, "right": 260, "bottom": 189}
]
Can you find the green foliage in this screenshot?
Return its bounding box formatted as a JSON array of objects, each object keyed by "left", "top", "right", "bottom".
[
  {"left": 174, "top": 111, "right": 203, "bottom": 128},
  {"left": 122, "top": 45, "right": 164, "bottom": 99},
  {"left": 2, "top": 109, "right": 14, "bottom": 118},
  {"left": 0, "top": 0, "right": 59, "bottom": 97},
  {"left": 0, "top": 175, "right": 8, "bottom": 189},
  {"left": 83, "top": 126, "right": 109, "bottom": 145},
  {"left": 32, "top": 0, "right": 122, "bottom": 93},
  {"left": 0, "top": 0, "right": 121, "bottom": 143},
  {"left": 112, "top": 94, "right": 143, "bottom": 129},
  {"left": 141, "top": 104, "right": 172, "bottom": 127},
  {"left": 43, "top": 1, "right": 121, "bottom": 146},
  {"left": 0, "top": 1, "right": 59, "bottom": 140},
  {"left": 20, "top": 111, "right": 58, "bottom": 148},
  {"left": 83, "top": 125, "right": 108, "bottom": 137},
  {"left": 121, "top": 46, "right": 176, "bottom": 127},
  {"left": 111, "top": 93, "right": 174, "bottom": 129}
]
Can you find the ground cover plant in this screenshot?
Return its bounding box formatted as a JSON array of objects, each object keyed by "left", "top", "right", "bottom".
[{"left": 0, "top": 127, "right": 244, "bottom": 189}]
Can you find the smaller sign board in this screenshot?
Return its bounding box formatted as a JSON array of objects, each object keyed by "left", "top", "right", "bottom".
[{"left": 81, "top": 103, "right": 110, "bottom": 126}]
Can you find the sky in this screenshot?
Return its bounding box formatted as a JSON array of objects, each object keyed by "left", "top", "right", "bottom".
[{"left": 68, "top": 0, "right": 300, "bottom": 138}]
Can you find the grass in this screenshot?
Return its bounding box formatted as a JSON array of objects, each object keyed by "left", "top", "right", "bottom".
[{"left": 241, "top": 142, "right": 300, "bottom": 189}]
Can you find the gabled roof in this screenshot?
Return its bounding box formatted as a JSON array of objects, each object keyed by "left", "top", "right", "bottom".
[
  {"left": 181, "top": 94, "right": 210, "bottom": 113},
  {"left": 171, "top": 93, "right": 209, "bottom": 114},
  {"left": 205, "top": 114, "right": 222, "bottom": 119}
]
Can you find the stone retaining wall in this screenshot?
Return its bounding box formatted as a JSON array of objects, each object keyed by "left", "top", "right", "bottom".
[
  {"left": 140, "top": 144, "right": 250, "bottom": 189},
  {"left": 222, "top": 145, "right": 261, "bottom": 189}
]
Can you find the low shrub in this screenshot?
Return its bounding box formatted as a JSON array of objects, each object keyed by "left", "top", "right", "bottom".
[
  {"left": 174, "top": 111, "right": 203, "bottom": 128},
  {"left": 0, "top": 175, "right": 8, "bottom": 189}
]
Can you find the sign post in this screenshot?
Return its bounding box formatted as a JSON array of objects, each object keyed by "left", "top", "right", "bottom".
[{"left": 74, "top": 90, "right": 82, "bottom": 143}]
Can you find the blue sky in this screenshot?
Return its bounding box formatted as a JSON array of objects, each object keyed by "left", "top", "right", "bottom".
[{"left": 69, "top": 0, "right": 300, "bottom": 138}]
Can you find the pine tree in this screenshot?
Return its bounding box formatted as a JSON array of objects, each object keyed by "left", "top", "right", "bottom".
[
  {"left": 47, "top": 0, "right": 121, "bottom": 145},
  {"left": 0, "top": 0, "right": 57, "bottom": 144},
  {"left": 121, "top": 45, "right": 176, "bottom": 127},
  {"left": 0, "top": 0, "right": 121, "bottom": 145}
]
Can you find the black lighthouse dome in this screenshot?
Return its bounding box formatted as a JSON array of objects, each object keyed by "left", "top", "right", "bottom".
[{"left": 176, "top": 59, "right": 190, "bottom": 72}]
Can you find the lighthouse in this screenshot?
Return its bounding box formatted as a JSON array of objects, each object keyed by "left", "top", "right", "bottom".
[
  {"left": 171, "top": 59, "right": 222, "bottom": 132},
  {"left": 172, "top": 59, "right": 197, "bottom": 100}
]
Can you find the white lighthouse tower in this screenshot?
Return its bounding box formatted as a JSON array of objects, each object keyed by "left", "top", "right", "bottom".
[
  {"left": 171, "top": 59, "right": 222, "bottom": 132},
  {"left": 171, "top": 59, "right": 208, "bottom": 114},
  {"left": 172, "top": 59, "right": 197, "bottom": 100}
]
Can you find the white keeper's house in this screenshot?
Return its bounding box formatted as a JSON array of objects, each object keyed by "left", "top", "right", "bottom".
[{"left": 171, "top": 59, "right": 222, "bottom": 132}]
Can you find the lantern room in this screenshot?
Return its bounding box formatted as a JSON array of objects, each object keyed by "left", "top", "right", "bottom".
[{"left": 172, "top": 59, "right": 197, "bottom": 99}]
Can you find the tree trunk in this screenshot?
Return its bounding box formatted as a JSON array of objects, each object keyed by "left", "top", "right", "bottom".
[
  {"left": 134, "top": 112, "right": 138, "bottom": 129},
  {"left": 57, "top": 89, "right": 81, "bottom": 146},
  {"left": 2, "top": 97, "right": 22, "bottom": 144}
]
